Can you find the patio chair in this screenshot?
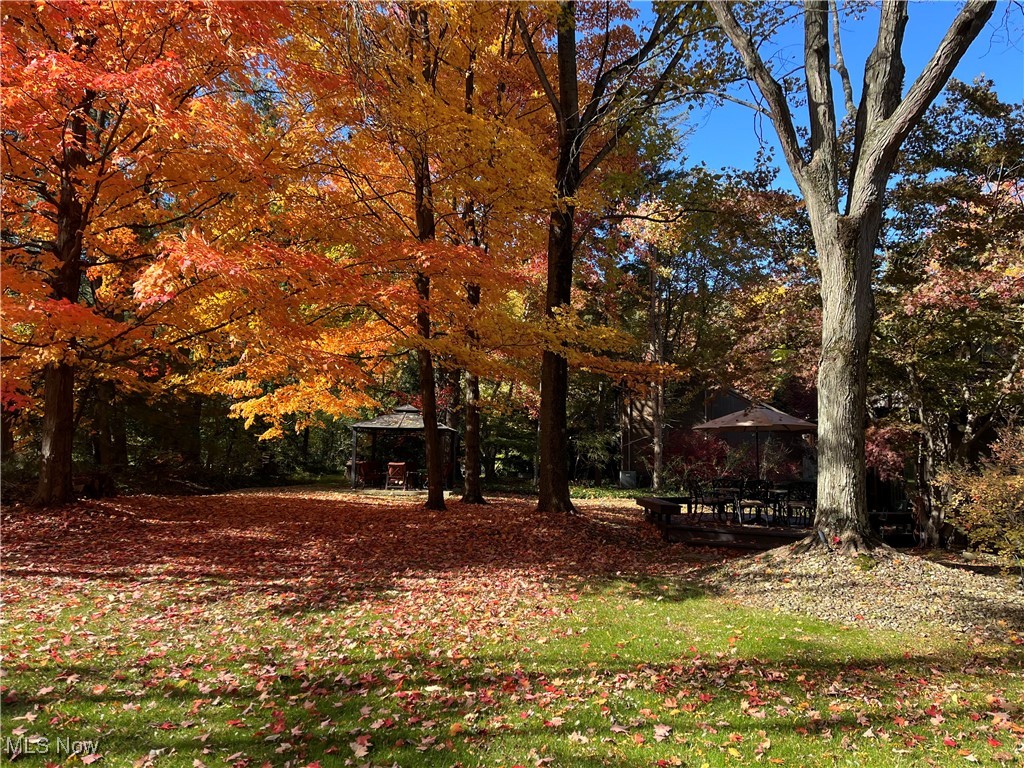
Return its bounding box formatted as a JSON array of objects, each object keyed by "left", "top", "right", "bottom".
[
  {"left": 386, "top": 462, "right": 408, "bottom": 490},
  {"left": 353, "top": 461, "right": 377, "bottom": 488},
  {"left": 736, "top": 480, "right": 771, "bottom": 525},
  {"left": 784, "top": 481, "right": 816, "bottom": 527}
]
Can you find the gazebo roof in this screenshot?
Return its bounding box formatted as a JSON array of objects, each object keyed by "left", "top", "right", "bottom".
[{"left": 351, "top": 404, "right": 458, "bottom": 432}]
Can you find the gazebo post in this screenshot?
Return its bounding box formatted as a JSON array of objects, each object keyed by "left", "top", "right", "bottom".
[
  {"left": 449, "top": 432, "right": 459, "bottom": 489},
  {"left": 755, "top": 428, "right": 760, "bottom": 481},
  {"left": 350, "top": 427, "right": 358, "bottom": 488}
]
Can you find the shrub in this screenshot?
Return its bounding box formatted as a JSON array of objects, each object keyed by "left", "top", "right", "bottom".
[{"left": 942, "top": 426, "right": 1024, "bottom": 563}]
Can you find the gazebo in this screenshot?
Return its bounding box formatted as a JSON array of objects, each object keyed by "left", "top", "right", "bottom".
[{"left": 350, "top": 405, "right": 459, "bottom": 489}]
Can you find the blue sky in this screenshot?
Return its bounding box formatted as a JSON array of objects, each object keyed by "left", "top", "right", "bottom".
[{"left": 676, "top": 1, "right": 1024, "bottom": 186}]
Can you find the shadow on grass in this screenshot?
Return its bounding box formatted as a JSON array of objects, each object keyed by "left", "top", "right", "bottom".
[
  {"left": 5, "top": 643, "right": 1022, "bottom": 766},
  {"left": 1, "top": 491, "right": 721, "bottom": 599}
]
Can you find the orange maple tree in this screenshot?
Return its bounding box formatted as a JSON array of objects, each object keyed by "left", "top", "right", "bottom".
[{"left": 1, "top": 1, "right": 289, "bottom": 502}]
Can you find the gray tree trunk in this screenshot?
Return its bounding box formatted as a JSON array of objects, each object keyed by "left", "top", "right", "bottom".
[{"left": 710, "top": 0, "right": 996, "bottom": 552}]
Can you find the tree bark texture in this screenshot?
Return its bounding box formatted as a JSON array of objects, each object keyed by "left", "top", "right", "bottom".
[
  {"left": 809, "top": 212, "right": 875, "bottom": 546},
  {"left": 416, "top": 273, "right": 445, "bottom": 510},
  {"left": 35, "top": 83, "right": 93, "bottom": 504},
  {"left": 461, "top": 284, "right": 486, "bottom": 504},
  {"left": 536, "top": 2, "right": 581, "bottom": 515},
  {"left": 409, "top": 5, "right": 445, "bottom": 511},
  {"left": 36, "top": 362, "right": 77, "bottom": 504}
]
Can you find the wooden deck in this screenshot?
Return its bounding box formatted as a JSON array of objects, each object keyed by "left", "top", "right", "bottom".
[
  {"left": 636, "top": 496, "right": 811, "bottom": 550},
  {"left": 637, "top": 496, "right": 920, "bottom": 550}
]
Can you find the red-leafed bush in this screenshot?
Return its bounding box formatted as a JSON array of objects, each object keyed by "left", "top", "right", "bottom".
[
  {"left": 662, "top": 430, "right": 731, "bottom": 487},
  {"left": 942, "top": 426, "right": 1024, "bottom": 563},
  {"left": 865, "top": 424, "right": 913, "bottom": 482}
]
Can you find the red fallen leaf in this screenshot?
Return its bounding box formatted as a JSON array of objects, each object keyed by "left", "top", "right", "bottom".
[
  {"left": 988, "top": 738, "right": 1002, "bottom": 747},
  {"left": 81, "top": 755, "right": 102, "bottom": 765},
  {"left": 632, "top": 733, "right": 645, "bottom": 745},
  {"left": 943, "top": 736, "right": 957, "bottom": 747}
]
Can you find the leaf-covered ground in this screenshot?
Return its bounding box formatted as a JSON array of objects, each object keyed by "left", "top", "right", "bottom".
[{"left": 2, "top": 489, "right": 1022, "bottom": 767}]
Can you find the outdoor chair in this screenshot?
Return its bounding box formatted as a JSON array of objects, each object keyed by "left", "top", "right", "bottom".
[
  {"left": 766, "top": 485, "right": 791, "bottom": 524},
  {"left": 354, "top": 460, "right": 379, "bottom": 488},
  {"left": 784, "top": 481, "right": 816, "bottom": 527},
  {"left": 386, "top": 462, "right": 408, "bottom": 490},
  {"left": 736, "top": 481, "right": 771, "bottom": 525},
  {"left": 689, "top": 481, "right": 731, "bottom": 522}
]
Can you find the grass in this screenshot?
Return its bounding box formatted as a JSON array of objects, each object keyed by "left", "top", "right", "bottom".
[{"left": 2, "top": 492, "right": 1022, "bottom": 767}]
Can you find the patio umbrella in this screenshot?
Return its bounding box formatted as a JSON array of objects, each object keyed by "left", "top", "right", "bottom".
[{"left": 692, "top": 404, "right": 816, "bottom": 480}]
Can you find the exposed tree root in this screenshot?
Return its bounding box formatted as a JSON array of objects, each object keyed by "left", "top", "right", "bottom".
[
  {"left": 536, "top": 498, "right": 579, "bottom": 516},
  {"left": 788, "top": 527, "right": 891, "bottom": 559}
]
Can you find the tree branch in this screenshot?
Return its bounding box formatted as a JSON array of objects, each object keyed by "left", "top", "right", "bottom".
[
  {"left": 708, "top": 1, "right": 807, "bottom": 182},
  {"left": 804, "top": 1, "right": 837, "bottom": 176},
  {"left": 514, "top": 10, "right": 562, "bottom": 122},
  {"left": 848, "top": 0, "right": 996, "bottom": 218},
  {"left": 829, "top": 1, "right": 856, "bottom": 118}
]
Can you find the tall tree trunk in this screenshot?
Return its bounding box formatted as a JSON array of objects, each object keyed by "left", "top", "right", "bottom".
[
  {"left": 651, "top": 381, "right": 665, "bottom": 491},
  {"left": 650, "top": 248, "right": 665, "bottom": 492},
  {"left": 537, "top": 3, "right": 581, "bottom": 514},
  {"left": 35, "top": 84, "right": 93, "bottom": 505},
  {"left": 916, "top": 417, "right": 942, "bottom": 547},
  {"left": 416, "top": 273, "right": 445, "bottom": 509},
  {"left": 462, "top": 285, "right": 486, "bottom": 504},
  {"left": 811, "top": 215, "right": 875, "bottom": 548},
  {"left": 409, "top": 5, "right": 445, "bottom": 510},
  {"left": 36, "top": 363, "right": 77, "bottom": 504},
  {"left": 458, "top": 33, "right": 486, "bottom": 505}
]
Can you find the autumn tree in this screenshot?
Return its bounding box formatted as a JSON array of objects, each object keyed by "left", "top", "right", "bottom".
[
  {"left": 275, "top": 4, "right": 551, "bottom": 509},
  {"left": 617, "top": 164, "right": 808, "bottom": 489},
  {"left": 517, "top": 1, "right": 727, "bottom": 513},
  {"left": 708, "top": 0, "right": 996, "bottom": 551},
  {"left": 1, "top": 1, "right": 287, "bottom": 504},
  {"left": 873, "top": 78, "right": 1024, "bottom": 545}
]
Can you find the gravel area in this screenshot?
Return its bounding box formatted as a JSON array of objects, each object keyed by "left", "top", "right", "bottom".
[{"left": 698, "top": 546, "right": 1024, "bottom": 635}]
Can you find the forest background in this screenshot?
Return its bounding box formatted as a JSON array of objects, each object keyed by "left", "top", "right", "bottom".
[{"left": 2, "top": 0, "right": 1022, "bottom": 553}]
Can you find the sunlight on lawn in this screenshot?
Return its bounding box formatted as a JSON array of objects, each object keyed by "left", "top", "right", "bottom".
[{"left": 3, "top": 492, "right": 1022, "bottom": 767}]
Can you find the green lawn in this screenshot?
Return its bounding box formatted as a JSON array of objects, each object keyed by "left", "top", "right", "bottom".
[{"left": 2, "top": 491, "right": 1021, "bottom": 767}]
